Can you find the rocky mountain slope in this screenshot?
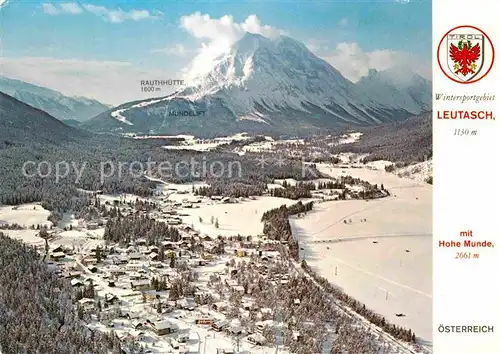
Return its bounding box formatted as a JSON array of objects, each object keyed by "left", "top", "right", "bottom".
[
  {"left": 0, "top": 76, "right": 110, "bottom": 122},
  {"left": 84, "top": 33, "right": 431, "bottom": 137}
]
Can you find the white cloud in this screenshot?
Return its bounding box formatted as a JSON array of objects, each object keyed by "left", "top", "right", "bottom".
[
  {"left": 0, "top": 0, "right": 10, "bottom": 9},
  {"left": 82, "top": 4, "right": 157, "bottom": 23},
  {"left": 179, "top": 12, "right": 284, "bottom": 78},
  {"left": 59, "top": 2, "right": 82, "bottom": 14},
  {"left": 1, "top": 57, "right": 178, "bottom": 104},
  {"left": 338, "top": 18, "right": 349, "bottom": 27},
  {"left": 151, "top": 44, "right": 191, "bottom": 57},
  {"left": 305, "top": 39, "right": 330, "bottom": 53},
  {"left": 314, "top": 42, "right": 430, "bottom": 82},
  {"left": 43, "top": 2, "right": 82, "bottom": 15},
  {"left": 42, "top": 3, "right": 59, "bottom": 15},
  {"left": 41, "top": 3, "right": 160, "bottom": 23}
]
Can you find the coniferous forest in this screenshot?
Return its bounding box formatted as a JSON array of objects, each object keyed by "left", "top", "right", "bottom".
[{"left": 0, "top": 233, "right": 127, "bottom": 354}]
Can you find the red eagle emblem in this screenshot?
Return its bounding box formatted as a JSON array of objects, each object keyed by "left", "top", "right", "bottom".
[{"left": 449, "top": 40, "right": 481, "bottom": 77}]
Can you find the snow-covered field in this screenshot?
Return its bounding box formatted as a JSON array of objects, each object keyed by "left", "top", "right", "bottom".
[
  {"left": 394, "top": 160, "right": 433, "bottom": 183},
  {"left": 165, "top": 196, "right": 299, "bottom": 238},
  {"left": 0, "top": 203, "right": 52, "bottom": 228},
  {"left": 291, "top": 163, "right": 432, "bottom": 350},
  {"left": 0, "top": 203, "right": 53, "bottom": 247},
  {"left": 238, "top": 138, "right": 305, "bottom": 154},
  {"left": 162, "top": 133, "right": 250, "bottom": 152},
  {"left": 2, "top": 229, "right": 46, "bottom": 247},
  {"left": 329, "top": 132, "right": 363, "bottom": 146},
  {"left": 98, "top": 193, "right": 150, "bottom": 204}
]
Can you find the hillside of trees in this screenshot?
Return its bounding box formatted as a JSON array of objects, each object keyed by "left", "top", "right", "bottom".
[
  {"left": 0, "top": 92, "right": 322, "bottom": 224},
  {"left": 261, "top": 201, "right": 314, "bottom": 260},
  {"left": 330, "top": 112, "right": 432, "bottom": 165},
  {"left": 103, "top": 215, "right": 181, "bottom": 246},
  {"left": 0, "top": 233, "right": 124, "bottom": 354}
]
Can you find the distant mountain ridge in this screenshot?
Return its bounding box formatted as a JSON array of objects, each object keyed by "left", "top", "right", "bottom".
[
  {"left": 0, "top": 92, "right": 89, "bottom": 146},
  {"left": 84, "top": 33, "right": 431, "bottom": 137},
  {"left": 0, "top": 76, "right": 110, "bottom": 122}
]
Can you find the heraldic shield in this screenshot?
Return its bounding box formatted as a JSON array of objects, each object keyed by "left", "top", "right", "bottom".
[{"left": 447, "top": 34, "right": 485, "bottom": 82}]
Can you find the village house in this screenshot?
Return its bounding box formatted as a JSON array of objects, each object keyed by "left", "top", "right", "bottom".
[
  {"left": 108, "top": 267, "right": 126, "bottom": 277},
  {"left": 177, "top": 298, "right": 195, "bottom": 311},
  {"left": 248, "top": 333, "right": 266, "bottom": 346},
  {"left": 141, "top": 290, "right": 159, "bottom": 302},
  {"left": 195, "top": 317, "right": 213, "bottom": 325},
  {"left": 63, "top": 271, "right": 82, "bottom": 279},
  {"left": 212, "top": 319, "right": 229, "bottom": 332},
  {"left": 104, "top": 293, "right": 119, "bottom": 305},
  {"left": 78, "top": 298, "right": 95, "bottom": 311},
  {"left": 226, "top": 324, "right": 243, "bottom": 336},
  {"left": 152, "top": 320, "right": 177, "bottom": 335},
  {"left": 131, "top": 280, "right": 151, "bottom": 291},
  {"left": 161, "top": 241, "right": 176, "bottom": 250},
  {"left": 256, "top": 320, "right": 275, "bottom": 333},
  {"left": 225, "top": 279, "right": 238, "bottom": 288},
  {"left": 131, "top": 320, "right": 146, "bottom": 330},
  {"left": 216, "top": 349, "right": 235, "bottom": 354},
  {"left": 82, "top": 257, "right": 98, "bottom": 266},
  {"left": 148, "top": 252, "right": 159, "bottom": 261},
  {"left": 126, "top": 263, "right": 143, "bottom": 272},
  {"left": 231, "top": 285, "right": 245, "bottom": 295},
  {"left": 51, "top": 245, "right": 64, "bottom": 253},
  {"left": 124, "top": 312, "right": 140, "bottom": 321},
  {"left": 128, "top": 252, "right": 142, "bottom": 260},
  {"left": 212, "top": 302, "right": 227, "bottom": 312},
  {"left": 113, "top": 255, "right": 129, "bottom": 265},
  {"left": 189, "top": 258, "right": 206, "bottom": 267},
  {"left": 241, "top": 301, "right": 253, "bottom": 311},
  {"left": 50, "top": 251, "right": 66, "bottom": 261},
  {"left": 149, "top": 261, "right": 164, "bottom": 269},
  {"left": 87, "top": 222, "right": 99, "bottom": 230},
  {"left": 70, "top": 279, "right": 84, "bottom": 287},
  {"left": 201, "top": 252, "right": 215, "bottom": 260},
  {"left": 233, "top": 249, "right": 246, "bottom": 257},
  {"left": 293, "top": 331, "right": 302, "bottom": 342},
  {"left": 147, "top": 245, "right": 159, "bottom": 254},
  {"left": 177, "top": 332, "right": 189, "bottom": 343},
  {"left": 167, "top": 218, "right": 182, "bottom": 225}
]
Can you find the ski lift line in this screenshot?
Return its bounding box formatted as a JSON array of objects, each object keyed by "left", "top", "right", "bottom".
[
  {"left": 291, "top": 261, "right": 431, "bottom": 354},
  {"left": 306, "top": 197, "right": 393, "bottom": 236},
  {"left": 330, "top": 257, "right": 431, "bottom": 298},
  {"left": 303, "top": 233, "right": 432, "bottom": 244}
]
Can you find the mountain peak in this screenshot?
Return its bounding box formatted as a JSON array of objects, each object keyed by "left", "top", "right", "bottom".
[
  {"left": 232, "top": 32, "right": 274, "bottom": 55},
  {"left": 89, "top": 34, "right": 431, "bottom": 137},
  {"left": 360, "top": 66, "right": 430, "bottom": 86}
]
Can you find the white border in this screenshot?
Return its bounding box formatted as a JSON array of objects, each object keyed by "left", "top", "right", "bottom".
[{"left": 433, "top": 0, "right": 499, "bottom": 353}]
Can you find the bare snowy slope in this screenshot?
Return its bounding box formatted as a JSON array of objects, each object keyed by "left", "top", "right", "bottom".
[{"left": 85, "top": 33, "right": 431, "bottom": 137}]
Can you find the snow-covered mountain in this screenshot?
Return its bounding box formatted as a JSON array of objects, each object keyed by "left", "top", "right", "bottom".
[
  {"left": 0, "top": 76, "right": 111, "bottom": 122},
  {"left": 85, "top": 33, "right": 431, "bottom": 137},
  {"left": 356, "top": 68, "right": 431, "bottom": 114}
]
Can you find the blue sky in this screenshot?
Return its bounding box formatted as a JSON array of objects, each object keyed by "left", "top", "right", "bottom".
[{"left": 0, "top": 0, "right": 431, "bottom": 104}]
